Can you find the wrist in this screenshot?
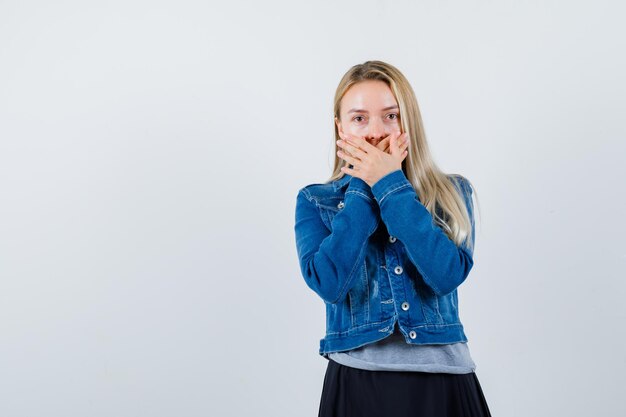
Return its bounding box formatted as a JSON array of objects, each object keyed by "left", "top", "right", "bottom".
[
  {"left": 347, "top": 176, "right": 374, "bottom": 198},
  {"left": 371, "top": 169, "right": 412, "bottom": 204}
]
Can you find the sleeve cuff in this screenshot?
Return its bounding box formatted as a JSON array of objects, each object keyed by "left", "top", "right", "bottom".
[
  {"left": 371, "top": 169, "right": 415, "bottom": 204},
  {"left": 346, "top": 176, "right": 374, "bottom": 199}
]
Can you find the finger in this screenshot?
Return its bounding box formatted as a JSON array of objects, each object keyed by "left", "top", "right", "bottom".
[
  {"left": 381, "top": 133, "right": 401, "bottom": 154},
  {"left": 340, "top": 131, "right": 362, "bottom": 146},
  {"left": 399, "top": 134, "right": 410, "bottom": 161},
  {"left": 338, "top": 132, "right": 354, "bottom": 153},
  {"left": 400, "top": 133, "right": 409, "bottom": 151},
  {"left": 346, "top": 135, "right": 377, "bottom": 154},
  {"left": 376, "top": 136, "right": 389, "bottom": 148},
  {"left": 389, "top": 131, "right": 404, "bottom": 156},
  {"left": 340, "top": 164, "right": 360, "bottom": 177},
  {"left": 396, "top": 132, "right": 409, "bottom": 153},
  {"left": 375, "top": 137, "right": 390, "bottom": 151},
  {"left": 336, "top": 148, "right": 361, "bottom": 166},
  {"left": 389, "top": 132, "right": 404, "bottom": 154},
  {"left": 341, "top": 134, "right": 368, "bottom": 159},
  {"left": 337, "top": 133, "right": 357, "bottom": 157},
  {"left": 337, "top": 139, "right": 361, "bottom": 159}
]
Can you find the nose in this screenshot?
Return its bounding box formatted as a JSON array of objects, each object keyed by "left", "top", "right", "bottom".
[{"left": 366, "top": 118, "right": 385, "bottom": 141}]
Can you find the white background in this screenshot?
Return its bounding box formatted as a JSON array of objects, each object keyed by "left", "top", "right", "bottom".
[{"left": 1, "top": 1, "right": 625, "bottom": 416}]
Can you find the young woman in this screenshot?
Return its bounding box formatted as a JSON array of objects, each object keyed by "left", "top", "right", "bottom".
[{"left": 294, "top": 60, "right": 492, "bottom": 416}]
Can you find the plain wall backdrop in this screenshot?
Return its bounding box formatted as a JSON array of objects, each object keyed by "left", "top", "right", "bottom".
[{"left": 1, "top": 1, "right": 625, "bottom": 416}]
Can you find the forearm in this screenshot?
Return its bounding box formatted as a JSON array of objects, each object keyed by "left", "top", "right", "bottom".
[
  {"left": 371, "top": 170, "right": 474, "bottom": 296},
  {"left": 295, "top": 178, "right": 380, "bottom": 304}
]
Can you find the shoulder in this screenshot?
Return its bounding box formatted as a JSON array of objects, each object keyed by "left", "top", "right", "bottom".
[
  {"left": 448, "top": 174, "right": 473, "bottom": 196},
  {"left": 297, "top": 181, "right": 339, "bottom": 202}
]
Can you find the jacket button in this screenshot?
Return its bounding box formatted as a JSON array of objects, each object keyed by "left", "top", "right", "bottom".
[
  {"left": 388, "top": 235, "right": 396, "bottom": 243},
  {"left": 401, "top": 302, "right": 410, "bottom": 311},
  {"left": 394, "top": 266, "right": 403, "bottom": 275},
  {"left": 409, "top": 331, "right": 417, "bottom": 339},
  {"left": 337, "top": 201, "right": 345, "bottom": 209}
]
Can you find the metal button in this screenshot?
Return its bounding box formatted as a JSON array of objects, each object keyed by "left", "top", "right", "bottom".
[
  {"left": 337, "top": 201, "right": 344, "bottom": 209},
  {"left": 388, "top": 235, "right": 396, "bottom": 243},
  {"left": 401, "top": 302, "right": 410, "bottom": 311},
  {"left": 394, "top": 266, "right": 403, "bottom": 275},
  {"left": 409, "top": 330, "right": 417, "bottom": 339}
]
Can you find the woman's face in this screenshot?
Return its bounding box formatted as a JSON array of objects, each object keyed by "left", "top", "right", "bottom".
[{"left": 335, "top": 80, "right": 401, "bottom": 148}]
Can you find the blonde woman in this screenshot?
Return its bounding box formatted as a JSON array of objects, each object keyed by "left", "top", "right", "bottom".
[{"left": 294, "top": 60, "right": 493, "bottom": 416}]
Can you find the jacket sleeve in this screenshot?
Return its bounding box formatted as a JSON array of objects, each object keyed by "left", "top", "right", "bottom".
[
  {"left": 370, "top": 169, "right": 475, "bottom": 296},
  {"left": 294, "top": 178, "right": 380, "bottom": 304}
]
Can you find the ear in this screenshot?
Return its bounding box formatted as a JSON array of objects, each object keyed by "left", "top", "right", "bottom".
[{"left": 334, "top": 116, "right": 343, "bottom": 135}]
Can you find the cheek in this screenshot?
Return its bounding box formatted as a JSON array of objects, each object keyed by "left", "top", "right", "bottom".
[{"left": 343, "top": 127, "right": 363, "bottom": 137}]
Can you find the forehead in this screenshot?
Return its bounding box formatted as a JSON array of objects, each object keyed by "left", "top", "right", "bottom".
[{"left": 341, "top": 80, "right": 397, "bottom": 112}]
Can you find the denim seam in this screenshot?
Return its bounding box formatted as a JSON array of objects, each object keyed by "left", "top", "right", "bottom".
[
  {"left": 378, "top": 183, "right": 413, "bottom": 205},
  {"left": 364, "top": 262, "right": 370, "bottom": 323},
  {"left": 331, "top": 231, "right": 368, "bottom": 305},
  {"left": 409, "top": 254, "right": 442, "bottom": 295},
  {"left": 345, "top": 189, "right": 374, "bottom": 203},
  {"left": 324, "top": 320, "right": 463, "bottom": 336},
  {"left": 407, "top": 322, "right": 463, "bottom": 329},
  {"left": 301, "top": 187, "right": 313, "bottom": 202},
  {"left": 348, "top": 291, "right": 354, "bottom": 327},
  {"left": 433, "top": 296, "right": 444, "bottom": 322},
  {"left": 325, "top": 318, "right": 393, "bottom": 335}
]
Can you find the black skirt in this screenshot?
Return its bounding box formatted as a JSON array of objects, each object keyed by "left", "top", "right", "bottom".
[{"left": 318, "top": 358, "right": 492, "bottom": 417}]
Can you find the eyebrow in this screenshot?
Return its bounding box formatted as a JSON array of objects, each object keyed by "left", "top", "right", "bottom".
[{"left": 347, "top": 105, "right": 399, "bottom": 114}]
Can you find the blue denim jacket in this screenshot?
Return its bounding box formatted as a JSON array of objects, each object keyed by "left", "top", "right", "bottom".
[{"left": 294, "top": 169, "right": 475, "bottom": 357}]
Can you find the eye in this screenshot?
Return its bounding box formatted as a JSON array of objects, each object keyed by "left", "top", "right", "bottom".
[
  {"left": 353, "top": 116, "right": 365, "bottom": 122},
  {"left": 388, "top": 113, "right": 399, "bottom": 120}
]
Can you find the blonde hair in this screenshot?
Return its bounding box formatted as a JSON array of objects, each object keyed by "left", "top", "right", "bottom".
[{"left": 328, "top": 60, "right": 478, "bottom": 252}]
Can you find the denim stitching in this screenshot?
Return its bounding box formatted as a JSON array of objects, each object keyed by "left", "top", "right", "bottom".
[
  {"left": 363, "top": 262, "right": 370, "bottom": 323},
  {"left": 332, "top": 236, "right": 370, "bottom": 304},
  {"left": 345, "top": 189, "right": 373, "bottom": 203},
  {"left": 324, "top": 320, "right": 463, "bottom": 336},
  {"left": 408, "top": 322, "right": 462, "bottom": 329},
  {"left": 301, "top": 187, "right": 313, "bottom": 201},
  {"left": 378, "top": 183, "right": 413, "bottom": 204},
  {"left": 325, "top": 318, "right": 393, "bottom": 335},
  {"left": 433, "top": 295, "right": 444, "bottom": 322},
  {"left": 348, "top": 291, "right": 355, "bottom": 327}
]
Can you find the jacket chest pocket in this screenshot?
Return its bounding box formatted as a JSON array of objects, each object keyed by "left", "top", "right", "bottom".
[{"left": 317, "top": 199, "right": 344, "bottom": 230}]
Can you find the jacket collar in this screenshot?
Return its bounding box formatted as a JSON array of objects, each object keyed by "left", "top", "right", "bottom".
[{"left": 332, "top": 173, "right": 353, "bottom": 191}]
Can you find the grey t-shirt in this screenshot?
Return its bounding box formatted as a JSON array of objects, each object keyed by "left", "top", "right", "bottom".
[{"left": 327, "top": 323, "right": 476, "bottom": 374}]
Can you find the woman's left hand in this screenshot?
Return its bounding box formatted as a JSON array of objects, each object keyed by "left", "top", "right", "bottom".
[{"left": 337, "top": 131, "right": 409, "bottom": 187}]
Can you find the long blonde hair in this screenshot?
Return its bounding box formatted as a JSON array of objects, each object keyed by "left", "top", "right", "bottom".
[{"left": 328, "top": 60, "right": 478, "bottom": 252}]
